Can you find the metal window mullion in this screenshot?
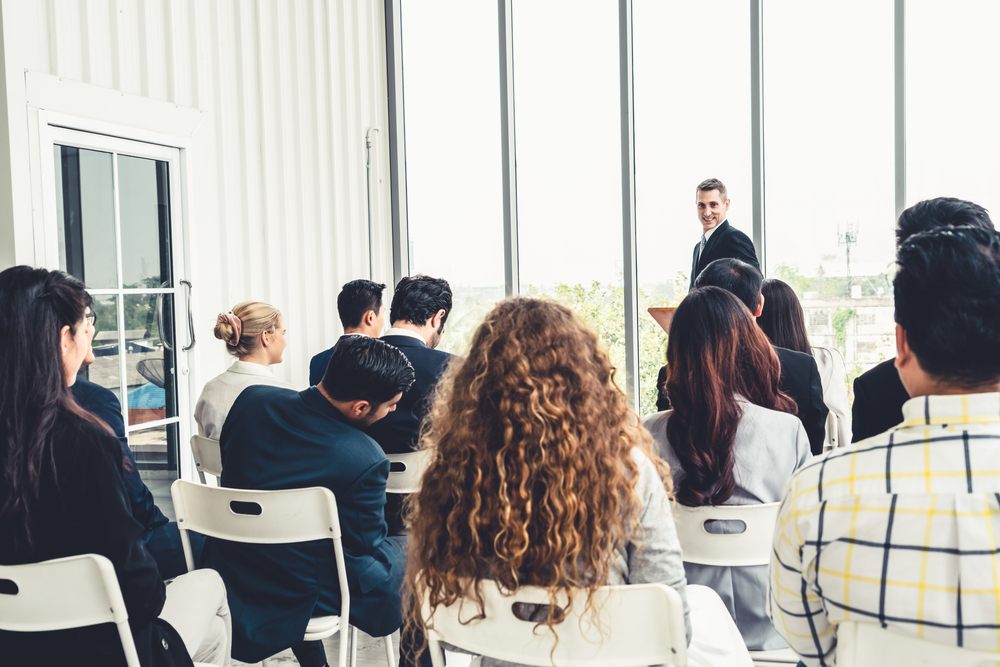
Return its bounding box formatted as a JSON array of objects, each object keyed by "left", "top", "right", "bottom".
[
  {"left": 619, "top": 0, "right": 640, "bottom": 409},
  {"left": 750, "top": 0, "right": 766, "bottom": 274},
  {"left": 385, "top": 0, "right": 409, "bottom": 285},
  {"left": 499, "top": 0, "right": 519, "bottom": 297},
  {"left": 88, "top": 288, "right": 178, "bottom": 295},
  {"left": 894, "top": 0, "right": 906, "bottom": 221},
  {"left": 111, "top": 152, "right": 130, "bottom": 425}
]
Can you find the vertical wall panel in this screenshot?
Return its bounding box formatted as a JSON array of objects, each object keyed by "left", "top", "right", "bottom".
[{"left": 14, "top": 0, "right": 391, "bottom": 391}]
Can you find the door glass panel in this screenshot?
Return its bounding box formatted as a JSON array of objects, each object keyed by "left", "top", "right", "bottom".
[
  {"left": 54, "top": 146, "right": 119, "bottom": 289},
  {"left": 79, "top": 295, "right": 121, "bottom": 397},
  {"left": 118, "top": 155, "right": 173, "bottom": 288},
  {"left": 124, "top": 293, "right": 178, "bottom": 425},
  {"left": 129, "top": 423, "right": 179, "bottom": 515}
]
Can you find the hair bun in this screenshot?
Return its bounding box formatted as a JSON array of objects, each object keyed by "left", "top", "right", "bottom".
[{"left": 215, "top": 311, "right": 242, "bottom": 346}]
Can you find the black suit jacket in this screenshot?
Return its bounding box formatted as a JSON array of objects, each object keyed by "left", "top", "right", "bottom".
[
  {"left": 690, "top": 220, "right": 760, "bottom": 288},
  {"left": 774, "top": 346, "right": 828, "bottom": 456},
  {"left": 309, "top": 334, "right": 362, "bottom": 386},
  {"left": 852, "top": 357, "right": 910, "bottom": 442}
]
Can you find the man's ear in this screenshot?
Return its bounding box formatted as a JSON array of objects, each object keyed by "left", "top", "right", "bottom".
[
  {"left": 362, "top": 309, "right": 376, "bottom": 327},
  {"left": 895, "top": 324, "right": 911, "bottom": 368},
  {"left": 350, "top": 400, "right": 372, "bottom": 418},
  {"left": 429, "top": 309, "right": 447, "bottom": 330},
  {"left": 754, "top": 294, "right": 765, "bottom": 318}
]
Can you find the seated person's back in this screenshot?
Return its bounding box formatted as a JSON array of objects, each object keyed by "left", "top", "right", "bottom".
[{"left": 308, "top": 279, "right": 387, "bottom": 386}]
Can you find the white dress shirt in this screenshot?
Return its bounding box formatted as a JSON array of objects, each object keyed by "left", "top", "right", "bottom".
[{"left": 194, "top": 360, "right": 295, "bottom": 439}]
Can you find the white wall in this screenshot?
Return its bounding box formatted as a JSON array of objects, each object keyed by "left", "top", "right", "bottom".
[{"left": 0, "top": 0, "right": 393, "bottom": 394}]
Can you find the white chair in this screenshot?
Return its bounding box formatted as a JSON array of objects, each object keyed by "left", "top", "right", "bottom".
[
  {"left": 0, "top": 554, "right": 139, "bottom": 667},
  {"left": 422, "top": 579, "right": 688, "bottom": 667},
  {"left": 189, "top": 434, "right": 223, "bottom": 484},
  {"left": 837, "top": 620, "right": 1000, "bottom": 666},
  {"left": 385, "top": 450, "right": 432, "bottom": 494},
  {"left": 170, "top": 480, "right": 396, "bottom": 667},
  {"left": 672, "top": 502, "right": 796, "bottom": 667}
]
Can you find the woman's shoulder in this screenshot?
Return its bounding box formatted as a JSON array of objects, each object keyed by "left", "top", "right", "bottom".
[
  {"left": 51, "top": 411, "right": 122, "bottom": 475},
  {"left": 738, "top": 400, "right": 803, "bottom": 434}
]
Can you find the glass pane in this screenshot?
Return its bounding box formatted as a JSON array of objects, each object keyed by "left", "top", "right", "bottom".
[
  {"left": 634, "top": 0, "right": 752, "bottom": 415},
  {"left": 763, "top": 0, "right": 896, "bottom": 382},
  {"left": 123, "top": 293, "right": 178, "bottom": 425},
  {"left": 54, "top": 145, "right": 119, "bottom": 289},
  {"left": 130, "top": 422, "right": 179, "bottom": 516},
  {"left": 906, "top": 0, "right": 1000, "bottom": 215},
  {"left": 513, "top": 1, "right": 626, "bottom": 373},
  {"left": 78, "top": 295, "right": 121, "bottom": 398},
  {"left": 400, "top": 0, "right": 506, "bottom": 355},
  {"left": 118, "top": 155, "right": 172, "bottom": 288}
]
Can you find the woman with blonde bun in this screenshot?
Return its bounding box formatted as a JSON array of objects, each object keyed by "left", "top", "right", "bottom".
[{"left": 194, "top": 301, "right": 294, "bottom": 439}]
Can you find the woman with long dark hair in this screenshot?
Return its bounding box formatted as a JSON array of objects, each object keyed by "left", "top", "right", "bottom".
[
  {"left": 758, "top": 278, "right": 851, "bottom": 450},
  {"left": 643, "top": 286, "right": 810, "bottom": 651},
  {"left": 0, "top": 266, "right": 231, "bottom": 667}
]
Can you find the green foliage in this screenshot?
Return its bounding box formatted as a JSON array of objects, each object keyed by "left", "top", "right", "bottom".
[
  {"left": 832, "top": 307, "right": 856, "bottom": 356},
  {"left": 89, "top": 288, "right": 164, "bottom": 346},
  {"left": 773, "top": 263, "right": 892, "bottom": 299}
]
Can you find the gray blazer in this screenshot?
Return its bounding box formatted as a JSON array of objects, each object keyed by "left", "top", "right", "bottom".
[{"left": 644, "top": 400, "right": 810, "bottom": 651}]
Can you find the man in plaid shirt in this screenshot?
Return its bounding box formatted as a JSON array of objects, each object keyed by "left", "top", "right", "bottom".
[{"left": 769, "top": 220, "right": 1000, "bottom": 666}]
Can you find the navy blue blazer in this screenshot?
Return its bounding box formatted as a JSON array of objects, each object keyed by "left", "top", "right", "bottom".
[
  {"left": 774, "top": 346, "right": 829, "bottom": 456},
  {"left": 690, "top": 220, "right": 760, "bottom": 288},
  {"left": 309, "top": 334, "right": 363, "bottom": 386},
  {"left": 210, "top": 385, "right": 405, "bottom": 663},
  {"left": 852, "top": 357, "right": 910, "bottom": 442}
]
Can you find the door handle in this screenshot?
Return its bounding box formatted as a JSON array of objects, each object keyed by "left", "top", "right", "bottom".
[
  {"left": 180, "top": 280, "right": 196, "bottom": 351},
  {"left": 156, "top": 281, "right": 173, "bottom": 351}
]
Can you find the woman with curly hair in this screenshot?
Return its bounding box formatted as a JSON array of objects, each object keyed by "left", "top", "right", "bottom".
[
  {"left": 403, "top": 297, "right": 750, "bottom": 667},
  {"left": 643, "top": 286, "right": 810, "bottom": 652}
]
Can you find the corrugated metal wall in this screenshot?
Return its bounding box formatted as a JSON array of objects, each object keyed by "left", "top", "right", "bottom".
[{"left": 9, "top": 0, "right": 391, "bottom": 390}]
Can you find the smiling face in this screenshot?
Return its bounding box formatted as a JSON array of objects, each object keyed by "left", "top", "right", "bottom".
[{"left": 697, "top": 188, "right": 730, "bottom": 233}]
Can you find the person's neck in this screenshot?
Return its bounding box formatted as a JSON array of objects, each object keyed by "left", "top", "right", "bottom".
[
  {"left": 388, "top": 321, "right": 430, "bottom": 345},
  {"left": 238, "top": 349, "right": 271, "bottom": 366},
  {"left": 316, "top": 383, "right": 359, "bottom": 422},
  {"left": 342, "top": 327, "right": 373, "bottom": 337},
  {"left": 910, "top": 380, "right": 1000, "bottom": 397}
]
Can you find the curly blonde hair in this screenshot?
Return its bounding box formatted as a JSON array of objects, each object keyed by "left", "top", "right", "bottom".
[{"left": 404, "top": 297, "right": 670, "bottom": 658}]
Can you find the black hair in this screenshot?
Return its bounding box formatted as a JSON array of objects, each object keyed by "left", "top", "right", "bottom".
[
  {"left": 390, "top": 275, "right": 453, "bottom": 327},
  {"left": 0, "top": 266, "right": 103, "bottom": 552},
  {"left": 337, "top": 279, "right": 386, "bottom": 329},
  {"left": 320, "top": 335, "right": 415, "bottom": 404},
  {"left": 758, "top": 279, "right": 811, "bottom": 355},
  {"left": 896, "top": 197, "right": 993, "bottom": 247},
  {"left": 694, "top": 258, "right": 763, "bottom": 313},
  {"left": 895, "top": 226, "right": 1000, "bottom": 387}
]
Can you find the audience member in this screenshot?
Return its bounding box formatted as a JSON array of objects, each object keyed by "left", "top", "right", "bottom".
[
  {"left": 770, "top": 226, "right": 1000, "bottom": 666},
  {"left": 309, "top": 279, "right": 387, "bottom": 386},
  {"left": 194, "top": 301, "right": 293, "bottom": 439},
  {"left": 0, "top": 266, "right": 231, "bottom": 667},
  {"left": 852, "top": 197, "right": 994, "bottom": 442},
  {"left": 363, "top": 275, "right": 454, "bottom": 535},
  {"left": 208, "top": 335, "right": 414, "bottom": 667},
  {"left": 644, "top": 287, "right": 809, "bottom": 651},
  {"left": 403, "top": 297, "right": 751, "bottom": 667},
  {"left": 758, "top": 278, "right": 851, "bottom": 451},
  {"left": 73, "top": 362, "right": 206, "bottom": 580},
  {"left": 694, "top": 258, "right": 828, "bottom": 451},
  {"left": 690, "top": 178, "right": 759, "bottom": 289}
]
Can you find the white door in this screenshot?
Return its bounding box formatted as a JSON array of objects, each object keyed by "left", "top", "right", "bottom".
[{"left": 43, "top": 127, "right": 193, "bottom": 490}]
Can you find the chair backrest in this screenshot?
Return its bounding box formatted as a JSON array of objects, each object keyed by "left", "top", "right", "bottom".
[
  {"left": 837, "top": 621, "right": 1000, "bottom": 667},
  {"left": 671, "top": 502, "right": 780, "bottom": 567},
  {"left": 386, "top": 450, "right": 432, "bottom": 494},
  {"left": 423, "top": 580, "right": 687, "bottom": 667},
  {"left": 0, "top": 553, "right": 142, "bottom": 667},
  {"left": 189, "top": 434, "right": 223, "bottom": 483}
]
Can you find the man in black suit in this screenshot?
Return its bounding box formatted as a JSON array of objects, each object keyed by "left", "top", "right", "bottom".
[
  {"left": 690, "top": 178, "right": 760, "bottom": 289},
  {"left": 364, "top": 274, "right": 454, "bottom": 535},
  {"left": 309, "top": 279, "right": 387, "bottom": 386},
  {"left": 696, "top": 259, "right": 828, "bottom": 454},
  {"left": 852, "top": 197, "right": 995, "bottom": 442}
]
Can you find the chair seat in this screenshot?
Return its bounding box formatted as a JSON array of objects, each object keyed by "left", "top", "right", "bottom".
[
  {"left": 749, "top": 647, "right": 799, "bottom": 665},
  {"left": 303, "top": 614, "right": 341, "bottom": 640}
]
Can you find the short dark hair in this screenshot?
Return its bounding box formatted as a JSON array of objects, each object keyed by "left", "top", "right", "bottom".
[
  {"left": 337, "top": 279, "right": 386, "bottom": 329},
  {"left": 895, "top": 226, "right": 1000, "bottom": 386},
  {"left": 694, "top": 258, "right": 762, "bottom": 313},
  {"left": 389, "top": 275, "right": 453, "bottom": 327},
  {"left": 320, "top": 335, "right": 415, "bottom": 404},
  {"left": 896, "top": 197, "right": 993, "bottom": 247}
]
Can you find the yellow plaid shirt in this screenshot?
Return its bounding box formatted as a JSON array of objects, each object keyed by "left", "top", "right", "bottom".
[{"left": 769, "top": 392, "right": 1000, "bottom": 666}]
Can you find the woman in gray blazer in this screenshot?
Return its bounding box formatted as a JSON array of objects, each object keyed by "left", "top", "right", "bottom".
[{"left": 644, "top": 287, "right": 810, "bottom": 652}]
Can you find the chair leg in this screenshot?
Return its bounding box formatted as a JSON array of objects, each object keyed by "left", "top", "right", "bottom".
[
  {"left": 350, "top": 626, "right": 359, "bottom": 667},
  {"left": 336, "top": 626, "right": 349, "bottom": 667},
  {"left": 383, "top": 634, "right": 396, "bottom": 667},
  {"left": 261, "top": 659, "right": 270, "bottom": 667}
]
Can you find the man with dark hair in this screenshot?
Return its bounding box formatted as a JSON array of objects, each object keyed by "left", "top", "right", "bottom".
[
  {"left": 208, "top": 335, "right": 415, "bottom": 667},
  {"left": 771, "top": 226, "right": 1000, "bottom": 666},
  {"left": 689, "top": 178, "right": 760, "bottom": 289},
  {"left": 852, "top": 197, "right": 994, "bottom": 441},
  {"left": 309, "top": 279, "right": 387, "bottom": 386},
  {"left": 365, "top": 274, "right": 454, "bottom": 535},
  {"left": 694, "top": 258, "right": 828, "bottom": 454}
]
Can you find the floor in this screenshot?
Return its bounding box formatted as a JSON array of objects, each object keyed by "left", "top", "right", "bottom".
[{"left": 230, "top": 630, "right": 473, "bottom": 667}]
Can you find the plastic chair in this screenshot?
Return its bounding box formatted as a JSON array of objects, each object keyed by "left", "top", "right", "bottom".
[
  {"left": 385, "top": 450, "right": 432, "bottom": 494},
  {"left": 170, "top": 480, "right": 395, "bottom": 667},
  {"left": 0, "top": 553, "right": 143, "bottom": 667},
  {"left": 672, "top": 502, "right": 795, "bottom": 667},
  {"left": 189, "top": 434, "right": 223, "bottom": 484},
  {"left": 422, "top": 579, "right": 688, "bottom": 667},
  {"left": 837, "top": 620, "right": 1000, "bottom": 666}
]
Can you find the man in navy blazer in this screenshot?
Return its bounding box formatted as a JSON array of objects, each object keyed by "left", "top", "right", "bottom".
[
  {"left": 209, "top": 335, "right": 415, "bottom": 667},
  {"left": 689, "top": 178, "right": 759, "bottom": 289},
  {"left": 309, "top": 279, "right": 387, "bottom": 386},
  {"left": 364, "top": 275, "right": 454, "bottom": 535}
]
